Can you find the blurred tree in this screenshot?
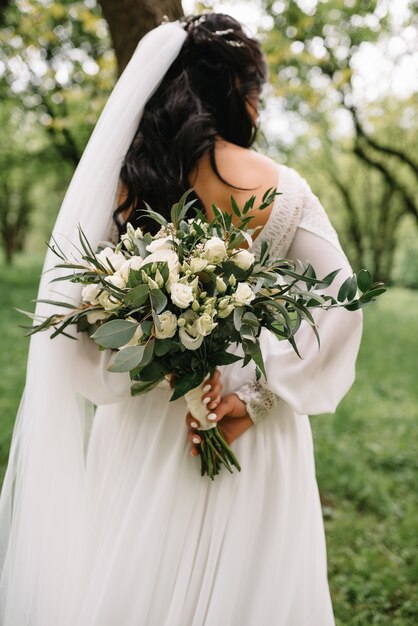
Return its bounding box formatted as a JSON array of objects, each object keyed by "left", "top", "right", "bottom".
[{"left": 262, "top": 0, "right": 418, "bottom": 282}]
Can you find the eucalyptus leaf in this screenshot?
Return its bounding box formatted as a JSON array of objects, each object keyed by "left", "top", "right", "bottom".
[
  {"left": 150, "top": 289, "right": 167, "bottom": 314},
  {"left": 91, "top": 319, "right": 137, "bottom": 349},
  {"left": 123, "top": 284, "right": 149, "bottom": 308},
  {"left": 108, "top": 346, "right": 145, "bottom": 372}
]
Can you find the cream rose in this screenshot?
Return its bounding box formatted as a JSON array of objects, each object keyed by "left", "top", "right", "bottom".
[
  {"left": 203, "top": 236, "right": 227, "bottom": 262},
  {"left": 178, "top": 310, "right": 204, "bottom": 350},
  {"left": 96, "top": 247, "right": 126, "bottom": 272},
  {"left": 86, "top": 310, "right": 108, "bottom": 324},
  {"left": 233, "top": 282, "right": 255, "bottom": 306},
  {"left": 119, "top": 256, "right": 143, "bottom": 282},
  {"left": 231, "top": 249, "right": 255, "bottom": 270},
  {"left": 195, "top": 313, "right": 217, "bottom": 337},
  {"left": 170, "top": 282, "right": 194, "bottom": 309},
  {"left": 141, "top": 249, "right": 180, "bottom": 289},
  {"left": 98, "top": 291, "right": 120, "bottom": 311},
  {"left": 155, "top": 311, "right": 178, "bottom": 339},
  {"left": 81, "top": 283, "right": 101, "bottom": 304},
  {"left": 104, "top": 273, "right": 126, "bottom": 290},
  {"left": 146, "top": 236, "right": 178, "bottom": 254},
  {"left": 189, "top": 257, "right": 209, "bottom": 273}
]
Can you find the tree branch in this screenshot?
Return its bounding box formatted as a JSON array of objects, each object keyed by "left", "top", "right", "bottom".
[
  {"left": 350, "top": 106, "right": 418, "bottom": 179},
  {"left": 354, "top": 142, "right": 418, "bottom": 224}
]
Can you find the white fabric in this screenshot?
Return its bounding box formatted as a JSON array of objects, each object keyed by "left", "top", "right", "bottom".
[
  {"left": 0, "top": 20, "right": 188, "bottom": 625},
  {"left": 18, "top": 162, "right": 359, "bottom": 625}
]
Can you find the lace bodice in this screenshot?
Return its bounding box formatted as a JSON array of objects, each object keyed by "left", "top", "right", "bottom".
[{"left": 250, "top": 163, "right": 340, "bottom": 259}]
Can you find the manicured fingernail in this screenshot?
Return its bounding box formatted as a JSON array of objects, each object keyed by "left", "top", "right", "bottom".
[
  {"left": 202, "top": 397, "right": 210, "bottom": 405},
  {"left": 207, "top": 413, "right": 217, "bottom": 421},
  {"left": 192, "top": 436, "right": 200, "bottom": 444},
  {"left": 209, "top": 401, "right": 218, "bottom": 409},
  {"left": 202, "top": 384, "right": 211, "bottom": 393},
  {"left": 190, "top": 449, "right": 197, "bottom": 456},
  {"left": 190, "top": 421, "right": 198, "bottom": 429}
]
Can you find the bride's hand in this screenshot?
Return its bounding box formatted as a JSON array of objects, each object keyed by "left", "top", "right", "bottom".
[{"left": 186, "top": 376, "right": 253, "bottom": 455}]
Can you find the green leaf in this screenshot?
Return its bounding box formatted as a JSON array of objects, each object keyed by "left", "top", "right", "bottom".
[
  {"left": 91, "top": 319, "right": 137, "bottom": 349},
  {"left": 139, "top": 339, "right": 155, "bottom": 368},
  {"left": 123, "top": 284, "right": 149, "bottom": 308},
  {"left": 210, "top": 351, "right": 242, "bottom": 366},
  {"left": 230, "top": 194, "right": 241, "bottom": 217},
  {"left": 337, "top": 276, "right": 352, "bottom": 302},
  {"left": 251, "top": 340, "right": 266, "bottom": 378},
  {"left": 242, "top": 312, "right": 259, "bottom": 328},
  {"left": 357, "top": 269, "right": 373, "bottom": 293},
  {"left": 233, "top": 306, "right": 245, "bottom": 331},
  {"left": 108, "top": 346, "right": 145, "bottom": 372},
  {"left": 150, "top": 289, "right": 167, "bottom": 314},
  {"left": 154, "top": 338, "right": 174, "bottom": 357},
  {"left": 347, "top": 275, "right": 358, "bottom": 301}
]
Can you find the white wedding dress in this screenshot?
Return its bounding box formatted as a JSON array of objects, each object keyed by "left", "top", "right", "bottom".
[
  {"left": 50, "top": 162, "right": 362, "bottom": 626},
  {"left": 1, "top": 162, "right": 362, "bottom": 626}
]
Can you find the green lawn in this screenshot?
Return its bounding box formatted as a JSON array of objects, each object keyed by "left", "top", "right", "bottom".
[{"left": 0, "top": 256, "right": 417, "bottom": 624}]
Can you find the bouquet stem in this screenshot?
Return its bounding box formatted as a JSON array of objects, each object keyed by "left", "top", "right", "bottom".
[{"left": 185, "top": 379, "right": 241, "bottom": 480}]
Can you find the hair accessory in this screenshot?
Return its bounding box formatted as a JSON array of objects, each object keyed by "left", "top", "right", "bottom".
[{"left": 182, "top": 15, "right": 245, "bottom": 47}]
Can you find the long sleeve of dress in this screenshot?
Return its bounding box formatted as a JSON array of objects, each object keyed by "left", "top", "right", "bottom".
[
  {"left": 73, "top": 333, "right": 132, "bottom": 406},
  {"left": 259, "top": 226, "right": 363, "bottom": 415},
  {"left": 221, "top": 169, "right": 363, "bottom": 417}
]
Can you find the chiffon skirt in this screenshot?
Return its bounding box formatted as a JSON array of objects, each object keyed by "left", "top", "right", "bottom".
[{"left": 59, "top": 381, "right": 335, "bottom": 626}]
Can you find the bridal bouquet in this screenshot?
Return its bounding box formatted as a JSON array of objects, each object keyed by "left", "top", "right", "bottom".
[{"left": 24, "top": 189, "right": 385, "bottom": 478}]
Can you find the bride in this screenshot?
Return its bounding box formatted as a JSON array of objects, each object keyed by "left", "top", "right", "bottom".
[{"left": 0, "top": 13, "right": 362, "bottom": 625}]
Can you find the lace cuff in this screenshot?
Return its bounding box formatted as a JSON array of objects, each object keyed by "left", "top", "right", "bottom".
[{"left": 235, "top": 380, "right": 278, "bottom": 424}]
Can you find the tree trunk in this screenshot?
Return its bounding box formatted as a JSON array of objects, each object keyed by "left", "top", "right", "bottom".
[{"left": 98, "top": 0, "right": 185, "bottom": 73}]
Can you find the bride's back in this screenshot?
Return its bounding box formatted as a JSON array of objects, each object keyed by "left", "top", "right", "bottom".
[{"left": 188, "top": 138, "right": 280, "bottom": 231}]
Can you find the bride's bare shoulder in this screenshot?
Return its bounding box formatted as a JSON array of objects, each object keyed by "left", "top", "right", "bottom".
[{"left": 189, "top": 139, "right": 280, "bottom": 223}]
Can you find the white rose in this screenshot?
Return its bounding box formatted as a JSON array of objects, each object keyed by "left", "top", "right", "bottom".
[
  {"left": 179, "top": 328, "right": 204, "bottom": 350},
  {"left": 195, "top": 313, "right": 217, "bottom": 337},
  {"left": 231, "top": 249, "right": 255, "bottom": 270},
  {"left": 104, "top": 273, "right": 126, "bottom": 290},
  {"left": 86, "top": 310, "right": 108, "bottom": 324},
  {"left": 234, "top": 282, "right": 255, "bottom": 306},
  {"left": 81, "top": 283, "right": 101, "bottom": 304},
  {"left": 178, "top": 310, "right": 204, "bottom": 350},
  {"left": 170, "top": 282, "right": 194, "bottom": 308},
  {"left": 96, "top": 247, "right": 126, "bottom": 272},
  {"left": 123, "top": 324, "right": 144, "bottom": 347},
  {"left": 203, "top": 237, "right": 227, "bottom": 263},
  {"left": 98, "top": 291, "right": 120, "bottom": 311},
  {"left": 155, "top": 311, "right": 178, "bottom": 339},
  {"left": 141, "top": 249, "right": 180, "bottom": 289},
  {"left": 119, "top": 256, "right": 143, "bottom": 282},
  {"left": 146, "top": 236, "right": 178, "bottom": 254},
  {"left": 189, "top": 257, "right": 209, "bottom": 273}
]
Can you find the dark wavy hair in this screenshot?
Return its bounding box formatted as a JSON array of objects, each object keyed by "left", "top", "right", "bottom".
[{"left": 114, "top": 12, "right": 268, "bottom": 234}]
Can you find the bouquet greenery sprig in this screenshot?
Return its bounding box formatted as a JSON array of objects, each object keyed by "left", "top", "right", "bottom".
[{"left": 23, "top": 189, "right": 386, "bottom": 479}]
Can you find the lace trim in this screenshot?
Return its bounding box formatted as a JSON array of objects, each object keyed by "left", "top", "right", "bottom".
[
  {"left": 250, "top": 164, "right": 305, "bottom": 259},
  {"left": 235, "top": 380, "right": 277, "bottom": 424},
  {"left": 297, "top": 177, "right": 341, "bottom": 250}
]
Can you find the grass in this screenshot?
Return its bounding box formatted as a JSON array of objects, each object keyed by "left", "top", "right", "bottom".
[{"left": 0, "top": 256, "right": 417, "bottom": 624}]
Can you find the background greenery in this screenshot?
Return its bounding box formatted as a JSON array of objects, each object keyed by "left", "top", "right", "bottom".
[{"left": 0, "top": 0, "right": 417, "bottom": 624}]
